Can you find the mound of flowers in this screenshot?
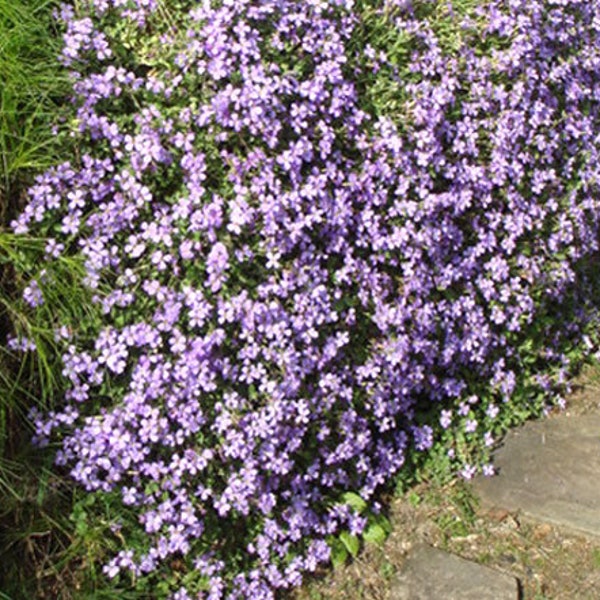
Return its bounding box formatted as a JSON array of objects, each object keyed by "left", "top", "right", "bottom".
[{"left": 10, "top": 0, "right": 600, "bottom": 597}]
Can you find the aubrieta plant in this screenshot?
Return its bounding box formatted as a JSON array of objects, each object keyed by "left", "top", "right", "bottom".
[{"left": 9, "top": 0, "right": 600, "bottom": 597}]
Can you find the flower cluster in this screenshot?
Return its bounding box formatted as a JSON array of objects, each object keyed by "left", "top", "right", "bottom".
[{"left": 12, "top": 0, "right": 600, "bottom": 598}]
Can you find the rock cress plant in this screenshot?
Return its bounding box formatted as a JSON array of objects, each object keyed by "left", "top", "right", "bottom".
[{"left": 11, "top": 0, "right": 600, "bottom": 597}]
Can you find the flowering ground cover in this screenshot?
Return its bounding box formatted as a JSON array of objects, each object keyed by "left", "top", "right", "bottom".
[{"left": 5, "top": 0, "right": 600, "bottom": 598}]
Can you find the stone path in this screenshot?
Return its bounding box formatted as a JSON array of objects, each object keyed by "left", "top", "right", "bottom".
[
  {"left": 473, "top": 412, "right": 600, "bottom": 538},
  {"left": 390, "top": 543, "right": 519, "bottom": 600},
  {"left": 390, "top": 409, "right": 600, "bottom": 599}
]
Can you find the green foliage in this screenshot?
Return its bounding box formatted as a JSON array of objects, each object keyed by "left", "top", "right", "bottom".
[
  {"left": 349, "top": 0, "right": 499, "bottom": 126},
  {"left": 327, "top": 492, "right": 393, "bottom": 568},
  {"left": 0, "top": 0, "right": 72, "bottom": 219},
  {"left": 362, "top": 521, "right": 389, "bottom": 546},
  {"left": 0, "top": 1, "right": 94, "bottom": 597},
  {"left": 0, "top": 233, "right": 104, "bottom": 418},
  {"left": 434, "top": 483, "right": 478, "bottom": 541},
  {"left": 328, "top": 536, "right": 350, "bottom": 569},
  {"left": 0, "top": 450, "right": 75, "bottom": 599},
  {"left": 339, "top": 531, "right": 360, "bottom": 558},
  {"left": 3, "top": 0, "right": 600, "bottom": 597},
  {"left": 339, "top": 491, "right": 369, "bottom": 515}
]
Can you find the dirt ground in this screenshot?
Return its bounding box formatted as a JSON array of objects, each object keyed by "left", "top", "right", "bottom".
[{"left": 291, "top": 366, "right": 600, "bottom": 600}]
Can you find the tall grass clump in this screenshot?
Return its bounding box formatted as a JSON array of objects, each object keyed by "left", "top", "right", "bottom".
[
  {"left": 0, "top": 0, "right": 73, "bottom": 216},
  {"left": 0, "top": 0, "right": 73, "bottom": 425},
  {"left": 0, "top": 0, "right": 91, "bottom": 597},
  {"left": 8, "top": 0, "right": 600, "bottom": 598}
]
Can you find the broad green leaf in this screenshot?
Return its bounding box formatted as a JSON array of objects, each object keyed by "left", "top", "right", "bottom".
[
  {"left": 329, "top": 539, "right": 349, "bottom": 568},
  {"left": 340, "top": 491, "right": 368, "bottom": 514},
  {"left": 362, "top": 523, "right": 387, "bottom": 545},
  {"left": 339, "top": 531, "right": 360, "bottom": 557}
]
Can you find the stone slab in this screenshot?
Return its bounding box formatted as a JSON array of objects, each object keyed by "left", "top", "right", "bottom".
[
  {"left": 390, "top": 543, "right": 519, "bottom": 600},
  {"left": 473, "top": 412, "right": 600, "bottom": 538}
]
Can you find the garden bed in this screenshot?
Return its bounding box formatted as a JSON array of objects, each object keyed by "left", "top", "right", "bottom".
[{"left": 3, "top": 1, "right": 600, "bottom": 598}]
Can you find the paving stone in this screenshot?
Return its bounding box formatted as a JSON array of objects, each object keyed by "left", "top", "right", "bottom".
[
  {"left": 390, "top": 543, "right": 519, "bottom": 600},
  {"left": 473, "top": 412, "right": 600, "bottom": 538}
]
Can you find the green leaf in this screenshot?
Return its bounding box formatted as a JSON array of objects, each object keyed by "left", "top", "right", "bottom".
[
  {"left": 329, "top": 538, "right": 349, "bottom": 568},
  {"left": 380, "top": 514, "right": 393, "bottom": 534},
  {"left": 407, "top": 491, "right": 421, "bottom": 507},
  {"left": 339, "top": 531, "right": 360, "bottom": 557},
  {"left": 362, "top": 523, "right": 387, "bottom": 546},
  {"left": 340, "top": 491, "right": 368, "bottom": 514},
  {"left": 74, "top": 510, "right": 88, "bottom": 536}
]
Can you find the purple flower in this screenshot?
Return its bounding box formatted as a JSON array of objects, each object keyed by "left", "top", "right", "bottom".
[
  {"left": 22, "top": 280, "right": 44, "bottom": 307},
  {"left": 13, "top": 0, "right": 600, "bottom": 597}
]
